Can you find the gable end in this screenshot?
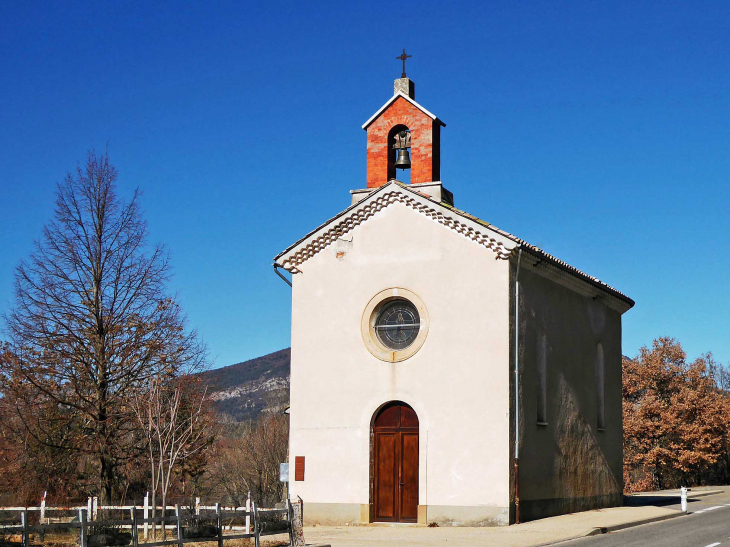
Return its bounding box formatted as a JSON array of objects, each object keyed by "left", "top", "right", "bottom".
[{"left": 274, "top": 188, "right": 513, "bottom": 274}]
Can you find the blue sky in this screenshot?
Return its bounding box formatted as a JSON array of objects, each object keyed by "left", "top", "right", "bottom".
[{"left": 1, "top": 1, "right": 728, "bottom": 369}]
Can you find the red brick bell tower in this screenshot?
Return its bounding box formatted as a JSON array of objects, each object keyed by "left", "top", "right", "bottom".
[{"left": 362, "top": 76, "right": 446, "bottom": 188}]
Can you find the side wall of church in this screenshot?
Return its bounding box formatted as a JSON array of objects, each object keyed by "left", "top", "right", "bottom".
[
  {"left": 514, "top": 265, "right": 623, "bottom": 522},
  {"left": 288, "top": 201, "right": 511, "bottom": 526}
]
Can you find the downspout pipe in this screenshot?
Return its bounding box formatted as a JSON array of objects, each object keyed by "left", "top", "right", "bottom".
[
  {"left": 273, "top": 263, "right": 292, "bottom": 288},
  {"left": 514, "top": 246, "right": 522, "bottom": 524}
]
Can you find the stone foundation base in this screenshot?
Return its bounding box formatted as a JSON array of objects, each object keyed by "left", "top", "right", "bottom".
[
  {"left": 424, "top": 505, "right": 509, "bottom": 527},
  {"left": 301, "top": 503, "right": 509, "bottom": 527},
  {"left": 301, "top": 495, "right": 621, "bottom": 527},
  {"left": 302, "top": 503, "right": 364, "bottom": 526}
]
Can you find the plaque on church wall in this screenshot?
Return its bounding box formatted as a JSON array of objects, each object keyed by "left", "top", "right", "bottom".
[
  {"left": 295, "top": 456, "right": 305, "bottom": 481},
  {"left": 279, "top": 462, "right": 289, "bottom": 482}
]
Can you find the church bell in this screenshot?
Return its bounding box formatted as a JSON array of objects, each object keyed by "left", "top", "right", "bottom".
[
  {"left": 394, "top": 148, "right": 411, "bottom": 170},
  {"left": 393, "top": 129, "right": 412, "bottom": 170}
]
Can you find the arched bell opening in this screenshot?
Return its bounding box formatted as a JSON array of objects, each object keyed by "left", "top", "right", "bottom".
[
  {"left": 387, "top": 125, "right": 412, "bottom": 184},
  {"left": 369, "top": 401, "right": 419, "bottom": 523}
]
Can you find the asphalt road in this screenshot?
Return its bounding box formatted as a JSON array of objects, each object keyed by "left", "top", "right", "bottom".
[{"left": 563, "top": 491, "right": 730, "bottom": 547}]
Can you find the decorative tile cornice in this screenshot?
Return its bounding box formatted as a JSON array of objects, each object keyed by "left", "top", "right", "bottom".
[
  {"left": 273, "top": 181, "right": 634, "bottom": 314},
  {"left": 277, "top": 189, "right": 514, "bottom": 274}
]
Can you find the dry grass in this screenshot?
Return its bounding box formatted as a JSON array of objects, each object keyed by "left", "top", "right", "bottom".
[{"left": 0, "top": 532, "right": 289, "bottom": 547}]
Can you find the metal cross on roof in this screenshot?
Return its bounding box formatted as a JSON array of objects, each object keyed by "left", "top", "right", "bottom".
[{"left": 396, "top": 49, "right": 412, "bottom": 78}]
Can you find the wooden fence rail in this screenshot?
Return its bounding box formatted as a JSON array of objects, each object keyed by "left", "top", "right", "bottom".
[
  {"left": 0, "top": 500, "right": 303, "bottom": 547},
  {"left": 1, "top": 493, "right": 256, "bottom": 526},
  {"left": 0, "top": 495, "right": 257, "bottom": 537}
]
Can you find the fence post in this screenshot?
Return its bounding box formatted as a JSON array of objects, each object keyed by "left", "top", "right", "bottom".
[
  {"left": 21, "top": 510, "right": 28, "bottom": 547},
  {"left": 252, "top": 502, "right": 260, "bottom": 547},
  {"left": 132, "top": 507, "right": 139, "bottom": 547},
  {"left": 87, "top": 497, "right": 92, "bottom": 520},
  {"left": 215, "top": 503, "right": 223, "bottom": 547},
  {"left": 79, "top": 508, "right": 88, "bottom": 547},
  {"left": 143, "top": 492, "right": 149, "bottom": 540},
  {"left": 92, "top": 497, "right": 98, "bottom": 521},
  {"left": 40, "top": 491, "right": 47, "bottom": 522},
  {"left": 40, "top": 491, "right": 47, "bottom": 542},
  {"left": 291, "top": 497, "right": 304, "bottom": 547},
  {"left": 175, "top": 505, "right": 183, "bottom": 547},
  {"left": 195, "top": 497, "right": 200, "bottom": 516},
  {"left": 245, "top": 492, "right": 251, "bottom": 535}
]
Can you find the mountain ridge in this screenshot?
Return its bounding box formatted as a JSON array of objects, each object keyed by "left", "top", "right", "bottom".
[{"left": 198, "top": 348, "right": 290, "bottom": 421}]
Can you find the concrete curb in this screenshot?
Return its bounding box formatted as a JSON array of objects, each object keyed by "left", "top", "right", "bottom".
[
  {"left": 688, "top": 490, "right": 723, "bottom": 499},
  {"left": 535, "top": 535, "right": 597, "bottom": 547},
  {"left": 586, "top": 510, "right": 684, "bottom": 535},
  {"left": 535, "top": 510, "right": 685, "bottom": 547},
  {"left": 628, "top": 488, "right": 725, "bottom": 500}
]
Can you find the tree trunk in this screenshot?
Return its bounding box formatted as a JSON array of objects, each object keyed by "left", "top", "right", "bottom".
[
  {"left": 100, "top": 454, "right": 115, "bottom": 505},
  {"left": 150, "top": 456, "right": 158, "bottom": 539},
  {"left": 161, "top": 490, "right": 167, "bottom": 540}
]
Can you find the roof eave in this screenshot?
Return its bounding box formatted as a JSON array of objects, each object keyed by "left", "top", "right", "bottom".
[
  {"left": 361, "top": 92, "right": 446, "bottom": 130},
  {"left": 274, "top": 181, "right": 634, "bottom": 313},
  {"left": 516, "top": 245, "right": 635, "bottom": 312},
  {"left": 272, "top": 182, "right": 396, "bottom": 264}
]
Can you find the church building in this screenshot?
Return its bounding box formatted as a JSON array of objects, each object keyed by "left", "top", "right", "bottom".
[{"left": 274, "top": 68, "right": 634, "bottom": 526}]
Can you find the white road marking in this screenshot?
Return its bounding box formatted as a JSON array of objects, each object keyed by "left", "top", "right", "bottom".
[
  {"left": 703, "top": 543, "right": 720, "bottom": 547},
  {"left": 696, "top": 506, "right": 723, "bottom": 514}
]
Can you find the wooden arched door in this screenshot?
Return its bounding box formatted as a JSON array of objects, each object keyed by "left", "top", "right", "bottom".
[{"left": 372, "top": 401, "right": 419, "bottom": 523}]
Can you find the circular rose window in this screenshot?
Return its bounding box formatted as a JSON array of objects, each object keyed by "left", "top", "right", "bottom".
[
  {"left": 375, "top": 300, "right": 420, "bottom": 350},
  {"left": 362, "top": 288, "right": 429, "bottom": 362}
]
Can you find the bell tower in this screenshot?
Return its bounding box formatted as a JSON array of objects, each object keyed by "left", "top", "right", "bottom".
[{"left": 361, "top": 59, "right": 446, "bottom": 189}]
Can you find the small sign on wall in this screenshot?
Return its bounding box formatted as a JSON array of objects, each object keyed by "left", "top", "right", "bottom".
[
  {"left": 295, "top": 456, "right": 305, "bottom": 481},
  {"left": 279, "top": 463, "right": 289, "bottom": 483}
]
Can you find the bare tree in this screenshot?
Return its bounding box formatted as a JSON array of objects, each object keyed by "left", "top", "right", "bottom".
[
  {"left": 132, "top": 375, "right": 211, "bottom": 537},
  {"left": 712, "top": 361, "right": 730, "bottom": 393},
  {"left": 1, "top": 151, "right": 206, "bottom": 503},
  {"left": 210, "top": 414, "right": 289, "bottom": 507}
]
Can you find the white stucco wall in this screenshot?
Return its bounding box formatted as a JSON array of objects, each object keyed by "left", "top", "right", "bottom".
[{"left": 287, "top": 201, "right": 511, "bottom": 519}]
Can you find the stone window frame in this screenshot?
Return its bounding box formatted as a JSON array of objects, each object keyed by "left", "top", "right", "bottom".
[{"left": 361, "top": 288, "right": 429, "bottom": 363}]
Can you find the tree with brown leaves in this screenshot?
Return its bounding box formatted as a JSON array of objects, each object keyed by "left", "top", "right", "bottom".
[
  {"left": 623, "top": 337, "right": 727, "bottom": 491},
  {"left": 1, "top": 151, "right": 207, "bottom": 503}
]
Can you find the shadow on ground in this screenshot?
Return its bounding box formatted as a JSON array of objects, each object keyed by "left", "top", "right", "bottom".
[{"left": 623, "top": 494, "right": 699, "bottom": 507}]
